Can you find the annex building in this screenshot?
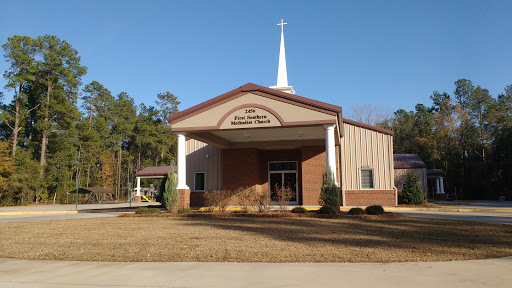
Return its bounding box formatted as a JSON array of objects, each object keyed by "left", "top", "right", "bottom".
[{"left": 167, "top": 20, "right": 396, "bottom": 208}]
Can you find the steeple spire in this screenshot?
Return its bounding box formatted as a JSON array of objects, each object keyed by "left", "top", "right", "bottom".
[{"left": 270, "top": 19, "right": 295, "bottom": 94}]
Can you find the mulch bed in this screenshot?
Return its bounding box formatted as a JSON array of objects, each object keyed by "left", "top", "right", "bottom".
[{"left": 120, "top": 211, "right": 404, "bottom": 219}]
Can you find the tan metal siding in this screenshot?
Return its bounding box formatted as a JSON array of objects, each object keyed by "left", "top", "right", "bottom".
[
  {"left": 341, "top": 123, "right": 394, "bottom": 190},
  {"left": 394, "top": 168, "right": 428, "bottom": 195},
  {"left": 185, "top": 139, "right": 221, "bottom": 191}
]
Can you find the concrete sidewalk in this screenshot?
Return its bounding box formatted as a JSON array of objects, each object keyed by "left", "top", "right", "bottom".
[{"left": 0, "top": 257, "right": 511, "bottom": 288}]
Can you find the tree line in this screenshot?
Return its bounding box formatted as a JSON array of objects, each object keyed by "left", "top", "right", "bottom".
[
  {"left": 1, "top": 35, "right": 510, "bottom": 205},
  {"left": 0, "top": 35, "right": 178, "bottom": 205},
  {"left": 378, "top": 79, "right": 512, "bottom": 200}
]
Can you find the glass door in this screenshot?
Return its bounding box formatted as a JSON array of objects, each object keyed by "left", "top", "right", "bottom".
[{"left": 268, "top": 162, "right": 298, "bottom": 205}]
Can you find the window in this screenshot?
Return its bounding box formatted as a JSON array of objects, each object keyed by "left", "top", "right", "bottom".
[
  {"left": 360, "top": 169, "right": 374, "bottom": 189},
  {"left": 194, "top": 172, "right": 205, "bottom": 191}
]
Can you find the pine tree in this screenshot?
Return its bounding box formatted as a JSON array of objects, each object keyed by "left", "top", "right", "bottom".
[
  {"left": 162, "top": 163, "right": 178, "bottom": 212},
  {"left": 399, "top": 172, "right": 424, "bottom": 205}
]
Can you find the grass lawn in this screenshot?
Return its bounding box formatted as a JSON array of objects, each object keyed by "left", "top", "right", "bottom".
[{"left": 1, "top": 216, "right": 511, "bottom": 262}]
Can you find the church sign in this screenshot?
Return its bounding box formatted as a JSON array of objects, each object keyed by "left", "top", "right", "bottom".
[{"left": 219, "top": 107, "right": 282, "bottom": 129}]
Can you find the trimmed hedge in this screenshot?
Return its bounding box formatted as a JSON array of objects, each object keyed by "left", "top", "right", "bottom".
[
  {"left": 291, "top": 206, "right": 308, "bottom": 214},
  {"left": 135, "top": 207, "right": 162, "bottom": 214},
  {"left": 318, "top": 204, "right": 337, "bottom": 214},
  {"left": 365, "top": 205, "right": 384, "bottom": 215},
  {"left": 348, "top": 207, "right": 365, "bottom": 215}
]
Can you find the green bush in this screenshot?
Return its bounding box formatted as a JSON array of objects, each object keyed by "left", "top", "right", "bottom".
[
  {"left": 365, "top": 205, "right": 384, "bottom": 215},
  {"left": 178, "top": 208, "right": 192, "bottom": 214},
  {"left": 291, "top": 206, "right": 307, "bottom": 213},
  {"left": 320, "top": 168, "right": 339, "bottom": 207},
  {"left": 149, "top": 208, "right": 162, "bottom": 214},
  {"left": 348, "top": 207, "right": 365, "bottom": 215},
  {"left": 135, "top": 207, "right": 149, "bottom": 214},
  {"left": 135, "top": 207, "right": 162, "bottom": 214},
  {"left": 162, "top": 162, "right": 180, "bottom": 212},
  {"left": 398, "top": 171, "right": 425, "bottom": 205},
  {"left": 318, "top": 204, "right": 337, "bottom": 214}
]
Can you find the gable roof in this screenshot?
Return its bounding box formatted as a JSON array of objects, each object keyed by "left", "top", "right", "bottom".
[
  {"left": 135, "top": 166, "right": 175, "bottom": 177},
  {"left": 167, "top": 83, "right": 343, "bottom": 124},
  {"left": 427, "top": 169, "right": 445, "bottom": 176},
  {"left": 66, "top": 187, "right": 113, "bottom": 194},
  {"left": 394, "top": 154, "right": 427, "bottom": 169}
]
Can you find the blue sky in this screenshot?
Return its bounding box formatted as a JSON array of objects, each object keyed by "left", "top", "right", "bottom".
[{"left": 1, "top": 0, "right": 511, "bottom": 115}]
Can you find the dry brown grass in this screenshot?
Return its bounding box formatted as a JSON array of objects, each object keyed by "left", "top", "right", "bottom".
[{"left": 1, "top": 216, "right": 511, "bottom": 263}]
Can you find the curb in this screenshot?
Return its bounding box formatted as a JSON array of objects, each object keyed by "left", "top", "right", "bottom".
[
  {"left": 0, "top": 210, "right": 80, "bottom": 216},
  {"left": 1, "top": 207, "right": 512, "bottom": 216}
]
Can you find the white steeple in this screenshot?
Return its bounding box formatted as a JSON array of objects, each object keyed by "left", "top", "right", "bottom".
[{"left": 270, "top": 19, "right": 295, "bottom": 94}]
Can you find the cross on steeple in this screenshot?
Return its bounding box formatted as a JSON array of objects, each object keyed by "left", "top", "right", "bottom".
[{"left": 277, "top": 19, "right": 287, "bottom": 33}]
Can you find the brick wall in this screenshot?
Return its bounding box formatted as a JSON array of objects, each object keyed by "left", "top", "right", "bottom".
[
  {"left": 301, "top": 146, "right": 326, "bottom": 206},
  {"left": 177, "top": 189, "right": 190, "bottom": 209},
  {"left": 190, "top": 191, "right": 205, "bottom": 207},
  {"left": 344, "top": 190, "right": 395, "bottom": 206},
  {"left": 222, "top": 148, "right": 262, "bottom": 191}
]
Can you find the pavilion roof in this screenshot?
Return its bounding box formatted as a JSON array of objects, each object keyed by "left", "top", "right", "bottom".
[
  {"left": 135, "top": 166, "right": 175, "bottom": 177},
  {"left": 393, "top": 154, "right": 427, "bottom": 169}
]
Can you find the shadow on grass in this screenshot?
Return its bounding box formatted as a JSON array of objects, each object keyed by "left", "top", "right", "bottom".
[{"left": 179, "top": 216, "right": 512, "bottom": 259}]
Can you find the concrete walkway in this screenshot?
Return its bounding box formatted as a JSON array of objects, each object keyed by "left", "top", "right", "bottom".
[{"left": 0, "top": 257, "right": 511, "bottom": 288}]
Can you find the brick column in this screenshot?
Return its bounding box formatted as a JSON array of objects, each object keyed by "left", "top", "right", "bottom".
[{"left": 177, "top": 189, "right": 191, "bottom": 209}]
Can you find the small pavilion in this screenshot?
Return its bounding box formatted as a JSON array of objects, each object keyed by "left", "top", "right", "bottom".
[
  {"left": 427, "top": 169, "right": 446, "bottom": 199},
  {"left": 134, "top": 166, "right": 174, "bottom": 202}
]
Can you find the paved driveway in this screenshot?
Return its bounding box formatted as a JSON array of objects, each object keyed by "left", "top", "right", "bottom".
[{"left": 0, "top": 212, "right": 127, "bottom": 223}]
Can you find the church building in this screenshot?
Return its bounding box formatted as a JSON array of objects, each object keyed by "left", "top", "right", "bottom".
[{"left": 167, "top": 20, "right": 396, "bottom": 207}]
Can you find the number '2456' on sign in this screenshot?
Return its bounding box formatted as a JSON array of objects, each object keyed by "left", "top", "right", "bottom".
[{"left": 245, "top": 109, "right": 255, "bottom": 113}]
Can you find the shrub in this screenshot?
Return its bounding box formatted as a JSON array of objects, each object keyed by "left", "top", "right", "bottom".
[
  {"left": 149, "top": 208, "right": 162, "bottom": 214},
  {"left": 178, "top": 208, "right": 192, "bottom": 214},
  {"left": 320, "top": 168, "right": 339, "bottom": 208},
  {"left": 274, "top": 185, "right": 295, "bottom": 212},
  {"left": 256, "top": 190, "right": 271, "bottom": 213},
  {"left": 162, "top": 162, "right": 179, "bottom": 212},
  {"left": 398, "top": 171, "right": 425, "bottom": 205},
  {"left": 135, "top": 207, "right": 162, "bottom": 214},
  {"left": 318, "top": 204, "right": 337, "bottom": 214},
  {"left": 365, "top": 205, "right": 384, "bottom": 215},
  {"left": 203, "top": 190, "right": 233, "bottom": 213},
  {"left": 235, "top": 186, "right": 256, "bottom": 212},
  {"left": 135, "top": 207, "right": 149, "bottom": 214},
  {"left": 291, "top": 206, "right": 307, "bottom": 214},
  {"left": 348, "top": 207, "right": 365, "bottom": 215}
]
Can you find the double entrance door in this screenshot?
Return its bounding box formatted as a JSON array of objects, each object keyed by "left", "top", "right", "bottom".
[{"left": 269, "top": 161, "right": 298, "bottom": 204}]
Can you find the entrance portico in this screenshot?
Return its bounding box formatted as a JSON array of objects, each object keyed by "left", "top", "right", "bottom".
[{"left": 169, "top": 83, "right": 343, "bottom": 206}]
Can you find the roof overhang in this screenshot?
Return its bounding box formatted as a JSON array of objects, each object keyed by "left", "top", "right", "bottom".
[{"left": 168, "top": 83, "right": 343, "bottom": 149}]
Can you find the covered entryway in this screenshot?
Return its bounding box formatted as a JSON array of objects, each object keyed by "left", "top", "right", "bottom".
[{"left": 167, "top": 83, "right": 343, "bottom": 207}]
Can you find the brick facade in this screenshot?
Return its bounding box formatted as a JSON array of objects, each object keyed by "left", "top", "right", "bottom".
[
  {"left": 177, "top": 189, "right": 191, "bottom": 209},
  {"left": 222, "top": 148, "right": 262, "bottom": 191},
  {"left": 344, "top": 190, "right": 395, "bottom": 207},
  {"left": 189, "top": 146, "right": 396, "bottom": 207},
  {"left": 301, "top": 146, "right": 326, "bottom": 205}
]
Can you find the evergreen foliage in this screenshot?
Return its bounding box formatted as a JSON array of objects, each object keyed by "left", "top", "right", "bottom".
[
  {"left": 398, "top": 172, "right": 425, "bottom": 204},
  {"left": 320, "top": 168, "right": 339, "bottom": 207},
  {"left": 162, "top": 162, "right": 179, "bottom": 212},
  {"left": 291, "top": 206, "right": 307, "bottom": 213},
  {"left": 0, "top": 35, "right": 179, "bottom": 205},
  {"left": 318, "top": 204, "right": 337, "bottom": 214},
  {"left": 348, "top": 207, "right": 365, "bottom": 215},
  {"left": 365, "top": 205, "right": 384, "bottom": 215}
]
